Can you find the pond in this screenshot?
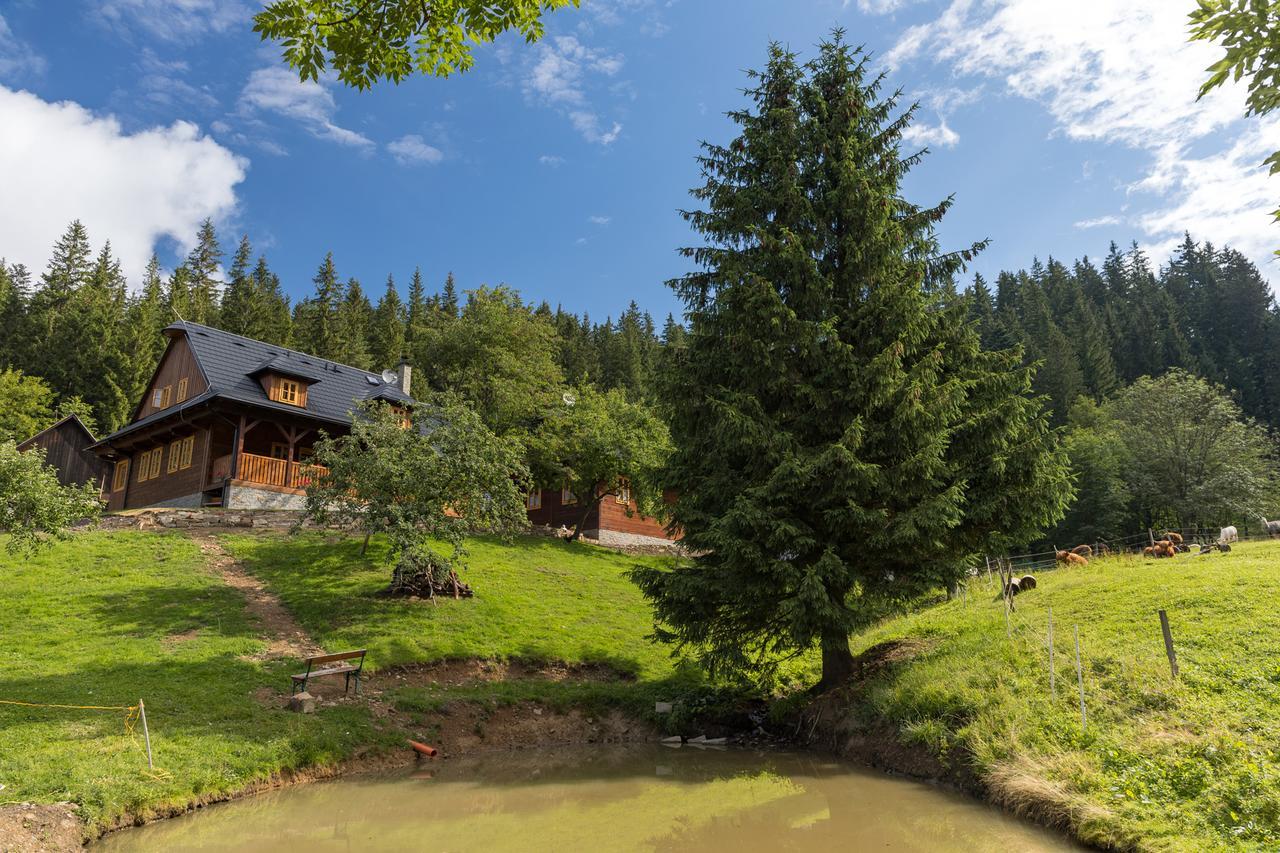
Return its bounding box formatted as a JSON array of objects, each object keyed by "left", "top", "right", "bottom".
[{"left": 97, "top": 745, "right": 1079, "bottom": 852}]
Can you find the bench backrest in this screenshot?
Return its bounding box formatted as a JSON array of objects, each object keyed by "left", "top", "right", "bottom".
[{"left": 305, "top": 649, "right": 366, "bottom": 666}]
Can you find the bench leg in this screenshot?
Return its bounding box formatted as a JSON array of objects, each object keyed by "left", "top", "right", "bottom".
[
  {"left": 344, "top": 672, "right": 351, "bottom": 696},
  {"left": 355, "top": 673, "right": 361, "bottom": 696}
]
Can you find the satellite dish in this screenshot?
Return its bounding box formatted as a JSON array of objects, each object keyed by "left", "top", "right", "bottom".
[
  {"left": 562, "top": 392, "right": 577, "bottom": 406},
  {"left": 381, "top": 369, "right": 399, "bottom": 385}
]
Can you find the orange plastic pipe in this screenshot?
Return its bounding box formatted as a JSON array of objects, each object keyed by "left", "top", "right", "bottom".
[{"left": 409, "top": 740, "right": 438, "bottom": 757}]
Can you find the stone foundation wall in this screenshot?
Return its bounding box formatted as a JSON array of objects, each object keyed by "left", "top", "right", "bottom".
[
  {"left": 225, "top": 484, "right": 307, "bottom": 511},
  {"left": 587, "top": 528, "right": 684, "bottom": 553},
  {"left": 92, "top": 508, "right": 312, "bottom": 531},
  {"left": 147, "top": 492, "right": 204, "bottom": 509}
]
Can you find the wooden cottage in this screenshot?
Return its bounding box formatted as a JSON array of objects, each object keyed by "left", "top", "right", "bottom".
[
  {"left": 91, "top": 322, "right": 414, "bottom": 511},
  {"left": 93, "top": 322, "right": 675, "bottom": 545},
  {"left": 17, "top": 414, "right": 110, "bottom": 491}
]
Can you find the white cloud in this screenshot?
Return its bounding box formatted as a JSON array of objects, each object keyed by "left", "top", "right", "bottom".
[
  {"left": 889, "top": 0, "right": 1277, "bottom": 273},
  {"left": 134, "top": 48, "right": 218, "bottom": 111},
  {"left": 901, "top": 116, "right": 958, "bottom": 149},
  {"left": 239, "top": 67, "right": 373, "bottom": 150},
  {"left": 1074, "top": 215, "right": 1122, "bottom": 230},
  {"left": 0, "top": 14, "right": 45, "bottom": 80},
  {"left": 387, "top": 134, "right": 443, "bottom": 166},
  {"left": 588, "top": 215, "right": 611, "bottom": 225},
  {"left": 569, "top": 111, "right": 622, "bottom": 145},
  {"left": 93, "top": 0, "right": 247, "bottom": 41},
  {"left": 849, "top": 0, "right": 916, "bottom": 12},
  {"left": 522, "top": 35, "right": 625, "bottom": 145},
  {"left": 0, "top": 85, "right": 245, "bottom": 286},
  {"left": 538, "top": 154, "right": 565, "bottom": 167}
]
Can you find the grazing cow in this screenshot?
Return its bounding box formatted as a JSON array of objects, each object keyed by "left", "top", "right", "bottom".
[
  {"left": 1261, "top": 517, "right": 1280, "bottom": 538},
  {"left": 1164, "top": 531, "right": 1183, "bottom": 545},
  {"left": 1220, "top": 525, "right": 1239, "bottom": 545},
  {"left": 1071, "top": 544, "right": 1093, "bottom": 557},
  {"left": 1056, "top": 550, "right": 1088, "bottom": 566}
]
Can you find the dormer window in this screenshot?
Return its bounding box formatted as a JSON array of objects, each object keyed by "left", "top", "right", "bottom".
[{"left": 265, "top": 375, "right": 308, "bottom": 407}]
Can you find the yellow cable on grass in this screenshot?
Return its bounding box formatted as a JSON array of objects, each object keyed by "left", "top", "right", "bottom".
[
  {"left": 0, "top": 699, "right": 170, "bottom": 777},
  {"left": 0, "top": 699, "right": 136, "bottom": 712}
]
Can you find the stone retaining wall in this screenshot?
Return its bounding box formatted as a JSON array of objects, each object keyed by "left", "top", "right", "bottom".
[{"left": 92, "top": 508, "right": 314, "bottom": 530}]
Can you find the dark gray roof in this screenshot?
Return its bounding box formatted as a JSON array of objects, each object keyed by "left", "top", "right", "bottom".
[{"left": 96, "top": 322, "right": 412, "bottom": 445}]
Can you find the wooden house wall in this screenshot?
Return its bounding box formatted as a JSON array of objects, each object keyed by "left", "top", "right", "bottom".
[
  {"left": 107, "top": 427, "right": 211, "bottom": 510},
  {"left": 136, "top": 335, "right": 208, "bottom": 420},
  {"left": 596, "top": 493, "right": 673, "bottom": 540},
  {"left": 19, "top": 421, "right": 109, "bottom": 490},
  {"left": 526, "top": 489, "right": 600, "bottom": 530}
]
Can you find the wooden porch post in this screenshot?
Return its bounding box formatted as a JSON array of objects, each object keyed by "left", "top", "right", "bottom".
[{"left": 232, "top": 415, "right": 246, "bottom": 479}]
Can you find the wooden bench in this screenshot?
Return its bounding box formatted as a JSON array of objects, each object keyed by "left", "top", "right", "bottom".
[{"left": 291, "top": 649, "right": 366, "bottom": 696}]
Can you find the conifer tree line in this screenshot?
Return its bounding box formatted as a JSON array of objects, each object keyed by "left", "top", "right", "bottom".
[
  {"left": 965, "top": 237, "right": 1280, "bottom": 546},
  {"left": 0, "top": 218, "right": 675, "bottom": 436},
  {"left": 966, "top": 237, "right": 1280, "bottom": 430}
]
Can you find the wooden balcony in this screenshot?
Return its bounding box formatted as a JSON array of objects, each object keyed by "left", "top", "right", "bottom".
[{"left": 213, "top": 451, "right": 328, "bottom": 491}]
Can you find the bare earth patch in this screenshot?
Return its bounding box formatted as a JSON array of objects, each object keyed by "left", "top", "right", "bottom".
[
  {"left": 187, "top": 532, "right": 322, "bottom": 660},
  {"left": 0, "top": 802, "right": 83, "bottom": 853}
]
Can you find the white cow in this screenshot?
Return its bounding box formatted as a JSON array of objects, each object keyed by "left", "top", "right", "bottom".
[{"left": 1219, "top": 525, "right": 1239, "bottom": 544}]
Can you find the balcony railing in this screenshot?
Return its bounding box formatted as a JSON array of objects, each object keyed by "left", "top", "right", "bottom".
[{"left": 222, "top": 451, "right": 328, "bottom": 490}]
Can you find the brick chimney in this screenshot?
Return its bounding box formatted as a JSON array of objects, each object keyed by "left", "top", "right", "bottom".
[{"left": 396, "top": 356, "right": 412, "bottom": 397}]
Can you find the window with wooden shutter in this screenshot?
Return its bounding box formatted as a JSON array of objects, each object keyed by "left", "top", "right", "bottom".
[
  {"left": 152, "top": 389, "right": 164, "bottom": 408},
  {"left": 615, "top": 477, "right": 631, "bottom": 505},
  {"left": 149, "top": 447, "right": 162, "bottom": 479},
  {"left": 181, "top": 436, "right": 194, "bottom": 469},
  {"left": 176, "top": 377, "right": 188, "bottom": 402},
  {"left": 561, "top": 486, "right": 577, "bottom": 505},
  {"left": 527, "top": 491, "right": 542, "bottom": 510},
  {"left": 160, "top": 385, "right": 172, "bottom": 407},
  {"left": 135, "top": 451, "right": 149, "bottom": 483},
  {"left": 168, "top": 440, "right": 181, "bottom": 473},
  {"left": 112, "top": 460, "right": 129, "bottom": 491}
]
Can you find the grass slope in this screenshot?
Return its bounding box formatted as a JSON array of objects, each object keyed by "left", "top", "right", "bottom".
[
  {"left": 219, "top": 532, "right": 679, "bottom": 679},
  {"left": 829, "top": 540, "right": 1280, "bottom": 851},
  {"left": 0, "top": 530, "right": 693, "bottom": 836},
  {"left": 219, "top": 532, "right": 711, "bottom": 727},
  {"left": 0, "top": 532, "right": 393, "bottom": 835}
]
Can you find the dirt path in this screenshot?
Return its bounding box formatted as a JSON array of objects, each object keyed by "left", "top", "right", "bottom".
[{"left": 187, "top": 532, "right": 323, "bottom": 660}]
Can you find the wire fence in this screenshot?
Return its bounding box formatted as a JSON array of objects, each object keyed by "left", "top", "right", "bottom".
[{"left": 978, "top": 524, "right": 1279, "bottom": 580}]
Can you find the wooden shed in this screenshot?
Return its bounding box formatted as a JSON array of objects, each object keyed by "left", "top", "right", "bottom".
[{"left": 17, "top": 415, "right": 110, "bottom": 492}]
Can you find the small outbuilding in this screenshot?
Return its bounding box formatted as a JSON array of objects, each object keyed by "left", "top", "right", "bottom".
[{"left": 17, "top": 414, "right": 110, "bottom": 492}]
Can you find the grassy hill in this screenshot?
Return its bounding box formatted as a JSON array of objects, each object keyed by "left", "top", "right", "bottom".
[
  {"left": 219, "top": 532, "right": 677, "bottom": 679},
  {"left": 0, "top": 530, "right": 687, "bottom": 838},
  {"left": 9, "top": 527, "right": 1280, "bottom": 849},
  {"left": 820, "top": 539, "right": 1280, "bottom": 851}
]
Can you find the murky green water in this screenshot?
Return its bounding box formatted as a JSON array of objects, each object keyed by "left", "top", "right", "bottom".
[{"left": 98, "top": 745, "right": 1079, "bottom": 852}]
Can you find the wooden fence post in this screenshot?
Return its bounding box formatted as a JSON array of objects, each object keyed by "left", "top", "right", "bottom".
[
  {"left": 1073, "top": 625, "right": 1086, "bottom": 730},
  {"left": 1158, "top": 609, "right": 1179, "bottom": 679}
]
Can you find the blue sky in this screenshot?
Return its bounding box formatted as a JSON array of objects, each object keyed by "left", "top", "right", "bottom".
[{"left": 0, "top": 0, "right": 1275, "bottom": 323}]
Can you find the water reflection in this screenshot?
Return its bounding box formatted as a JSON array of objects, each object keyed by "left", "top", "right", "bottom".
[{"left": 98, "top": 746, "right": 1080, "bottom": 852}]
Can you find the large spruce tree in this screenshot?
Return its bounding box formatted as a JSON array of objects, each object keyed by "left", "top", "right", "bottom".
[{"left": 633, "top": 36, "right": 1072, "bottom": 689}]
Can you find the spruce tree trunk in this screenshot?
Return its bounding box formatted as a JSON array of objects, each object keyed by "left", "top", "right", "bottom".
[{"left": 818, "top": 633, "right": 856, "bottom": 690}]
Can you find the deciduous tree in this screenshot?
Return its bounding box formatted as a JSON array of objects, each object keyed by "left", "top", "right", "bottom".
[
  {"left": 300, "top": 398, "right": 529, "bottom": 596},
  {"left": 0, "top": 440, "right": 101, "bottom": 554},
  {"left": 528, "top": 385, "right": 671, "bottom": 540},
  {"left": 254, "top": 0, "right": 580, "bottom": 88}
]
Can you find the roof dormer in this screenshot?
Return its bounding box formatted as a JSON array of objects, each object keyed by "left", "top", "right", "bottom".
[{"left": 248, "top": 356, "right": 320, "bottom": 409}]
